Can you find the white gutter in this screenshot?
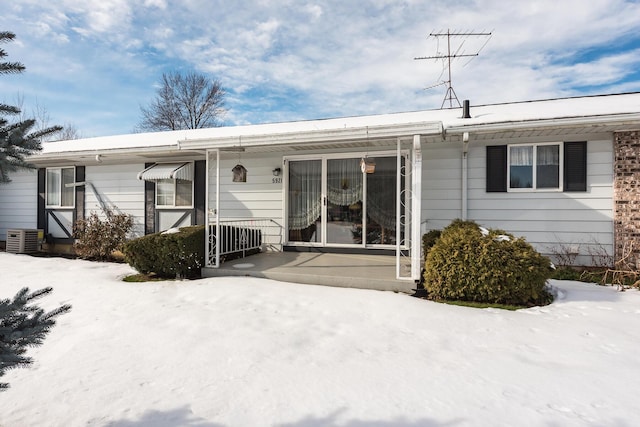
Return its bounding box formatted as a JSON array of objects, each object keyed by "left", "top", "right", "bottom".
[
  {"left": 30, "top": 144, "right": 183, "bottom": 163},
  {"left": 178, "top": 122, "right": 443, "bottom": 150},
  {"left": 445, "top": 112, "right": 640, "bottom": 135}
]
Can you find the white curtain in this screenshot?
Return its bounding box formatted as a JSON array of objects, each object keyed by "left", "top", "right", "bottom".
[
  {"left": 510, "top": 146, "right": 533, "bottom": 166},
  {"left": 367, "top": 158, "right": 397, "bottom": 229},
  {"left": 288, "top": 160, "right": 322, "bottom": 230},
  {"left": 61, "top": 168, "right": 75, "bottom": 207},
  {"left": 46, "top": 169, "right": 60, "bottom": 206},
  {"left": 327, "top": 158, "right": 362, "bottom": 206},
  {"left": 287, "top": 157, "right": 399, "bottom": 232},
  {"left": 537, "top": 145, "right": 559, "bottom": 165}
]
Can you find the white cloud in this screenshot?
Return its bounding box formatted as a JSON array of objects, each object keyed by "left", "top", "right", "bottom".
[
  {"left": 60, "top": 0, "right": 133, "bottom": 36},
  {"left": 305, "top": 4, "right": 323, "bottom": 19},
  {"left": 144, "top": 0, "right": 168, "bottom": 8}
]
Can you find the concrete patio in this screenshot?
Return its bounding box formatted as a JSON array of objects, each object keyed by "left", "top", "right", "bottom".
[{"left": 202, "top": 251, "right": 417, "bottom": 293}]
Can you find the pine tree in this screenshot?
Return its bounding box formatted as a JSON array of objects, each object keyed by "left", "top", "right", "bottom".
[
  {"left": 0, "top": 287, "right": 71, "bottom": 391},
  {"left": 0, "top": 31, "right": 61, "bottom": 183}
]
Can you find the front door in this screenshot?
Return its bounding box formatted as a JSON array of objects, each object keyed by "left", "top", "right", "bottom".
[{"left": 286, "top": 154, "right": 404, "bottom": 248}]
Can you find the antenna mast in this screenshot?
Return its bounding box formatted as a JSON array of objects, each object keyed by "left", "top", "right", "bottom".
[{"left": 415, "top": 29, "right": 492, "bottom": 108}]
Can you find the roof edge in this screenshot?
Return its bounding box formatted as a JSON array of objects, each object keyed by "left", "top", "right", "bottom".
[{"left": 445, "top": 112, "right": 640, "bottom": 134}]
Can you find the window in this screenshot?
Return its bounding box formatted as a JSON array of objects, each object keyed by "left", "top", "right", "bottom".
[
  {"left": 156, "top": 178, "right": 193, "bottom": 207},
  {"left": 46, "top": 167, "right": 75, "bottom": 207},
  {"left": 487, "top": 142, "right": 587, "bottom": 192},
  {"left": 508, "top": 143, "right": 560, "bottom": 190}
]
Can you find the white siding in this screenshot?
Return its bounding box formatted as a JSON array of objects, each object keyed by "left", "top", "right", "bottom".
[
  {"left": 47, "top": 210, "right": 74, "bottom": 238},
  {"left": 85, "top": 164, "right": 146, "bottom": 237},
  {"left": 421, "top": 141, "right": 463, "bottom": 231},
  {"left": 422, "top": 137, "right": 614, "bottom": 266},
  {"left": 208, "top": 153, "right": 284, "bottom": 249},
  {"left": 0, "top": 170, "right": 38, "bottom": 241},
  {"left": 158, "top": 211, "right": 192, "bottom": 231}
]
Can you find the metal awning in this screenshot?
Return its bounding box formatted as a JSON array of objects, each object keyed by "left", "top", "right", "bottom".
[{"left": 137, "top": 162, "right": 193, "bottom": 181}]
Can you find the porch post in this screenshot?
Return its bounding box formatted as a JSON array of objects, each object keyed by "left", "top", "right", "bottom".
[
  {"left": 396, "top": 138, "right": 402, "bottom": 278},
  {"left": 215, "top": 148, "right": 220, "bottom": 268},
  {"left": 205, "top": 149, "right": 221, "bottom": 268},
  {"left": 205, "top": 150, "right": 210, "bottom": 266},
  {"left": 411, "top": 135, "right": 422, "bottom": 281}
]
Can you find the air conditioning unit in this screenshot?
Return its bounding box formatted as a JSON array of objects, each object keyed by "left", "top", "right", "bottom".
[{"left": 6, "top": 229, "right": 39, "bottom": 254}]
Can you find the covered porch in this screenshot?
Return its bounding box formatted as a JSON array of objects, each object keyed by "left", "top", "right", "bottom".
[
  {"left": 201, "top": 251, "right": 416, "bottom": 293},
  {"left": 176, "top": 118, "right": 441, "bottom": 291}
]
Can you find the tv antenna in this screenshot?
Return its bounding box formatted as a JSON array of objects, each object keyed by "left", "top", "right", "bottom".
[{"left": 415, "top": 29, "right": 492, "bottom": 108}]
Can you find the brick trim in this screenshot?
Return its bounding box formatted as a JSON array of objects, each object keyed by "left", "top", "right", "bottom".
[{"left": 613, "top": 131, "right": 640, "bottom": 269}]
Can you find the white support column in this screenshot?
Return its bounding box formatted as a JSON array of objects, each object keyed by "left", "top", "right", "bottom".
[
  {"left": 205, "top": 148, "right": 221, "bottom": 268},
  {"left": 396, "top": 138, "right": 402, "bottom": 279},
  {"left": 215, "top": 149, "right": 220, "bottom": 268},
  {"left": 411, "top": 135, "right": 422, "bottom": 281},
  {"left": 205, "top": 149, "right": 210, "bottom": 267}
]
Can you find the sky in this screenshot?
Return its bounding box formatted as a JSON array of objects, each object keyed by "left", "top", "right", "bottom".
[
  {"left": 2, "top": 252, "right": 640, "bottom": 425},
  {"left": 1, "top": 0, "right": 640, "bottom": 138}
]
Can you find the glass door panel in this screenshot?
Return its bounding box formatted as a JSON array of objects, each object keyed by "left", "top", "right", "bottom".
[
  {"left": 366, "top": 156, "right": 400, "bottom": 245},
  {"left": 288, "top": 159, "right": 322, "bottom": 243},
  {"left": 286, "top": 153, "right": 403, "bottom": 247},
  {"left": 326, "top": 158, "right": 362, "bottom": 244}
]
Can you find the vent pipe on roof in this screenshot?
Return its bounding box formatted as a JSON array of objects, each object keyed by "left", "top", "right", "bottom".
[{"left": 462, "top": 100, "right": 471, "bottom": 119}]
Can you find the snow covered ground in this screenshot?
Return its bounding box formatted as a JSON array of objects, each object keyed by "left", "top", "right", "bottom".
[{"left": 2, "top": 252, "right": 640, "bottom": 427}]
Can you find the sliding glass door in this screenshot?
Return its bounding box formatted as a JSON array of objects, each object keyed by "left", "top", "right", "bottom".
[{"left": 287, "top": 153, "right": 403, "bottom": 248}]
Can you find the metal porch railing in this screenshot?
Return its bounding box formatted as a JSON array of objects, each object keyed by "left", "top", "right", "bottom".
[{"left": 207, "top": 218, "right": 283, "bottom": 267}]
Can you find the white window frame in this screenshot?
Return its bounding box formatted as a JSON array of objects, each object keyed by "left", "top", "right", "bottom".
[
  {"left": 155, "top": 178, "right": 194, "bottom": 208},
  {"left": 45, "top": 166, "right": 76, "bottom": 208},
  {"left": 507, "top": 142, "right": 563, "bottom": 192}
]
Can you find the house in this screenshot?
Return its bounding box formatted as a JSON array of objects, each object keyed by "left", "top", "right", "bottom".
[{"left": 1, "top": 92, "right": 639, "bottom": 290}]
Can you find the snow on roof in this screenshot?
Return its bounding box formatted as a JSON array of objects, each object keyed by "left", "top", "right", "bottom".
[
  {"left": 40, "top": 92, "right": 640, "bottom": 155},
  {"left": 444, "top": 92, "right": 640, "bottom": 128}
]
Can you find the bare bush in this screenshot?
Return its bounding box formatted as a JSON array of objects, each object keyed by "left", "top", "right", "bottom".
[
  {"left": 547, "top": 242, "right": 580, "bottom": 267},
  {"left": 73, "top": 210, "right": 133, "bottom": 261}
]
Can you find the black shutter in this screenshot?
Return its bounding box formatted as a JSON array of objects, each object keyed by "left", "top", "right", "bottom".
[
  {"left": 564, "top": 141, "right": 587, "bottom": 192},
  {"left": 486, "top": 145, "right": 507, "bottom": 192},
  {"left": 37, "top": 168, "right": 46, "bottom": 231},
  {"left": 194, "top": 160, "right": 206, "bottom": 225},
  {"left": 144, "top": 163, "right": 156, "bottom": 234}
]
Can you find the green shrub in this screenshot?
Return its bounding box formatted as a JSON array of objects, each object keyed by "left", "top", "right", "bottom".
[
  {"left": 551, "top": 266, "right": 583, "bottom": 281},
  {"left": 73, "top": 210, "right": 134, "bottom": 261},
  {"left": 423, "top": 220, "right": 553, "bottom": 306},
  {"left": 422, "top": 229, "right": 442, "bottom": 259},
  {"left": 123, "top": 226, "right": 205, "bottom": 279}
]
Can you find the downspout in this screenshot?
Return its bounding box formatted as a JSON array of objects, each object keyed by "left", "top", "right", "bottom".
[
  {"left": 461, "top": 99, "right": 471, "bottom": 221},
  {"left": 462, "top": 131, "right": 469, "bottom": 221}
]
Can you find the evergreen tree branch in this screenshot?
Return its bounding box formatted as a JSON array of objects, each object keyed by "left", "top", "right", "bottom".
[{"left": 0, "top": 287, "right": 71, "bottom": 391}]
